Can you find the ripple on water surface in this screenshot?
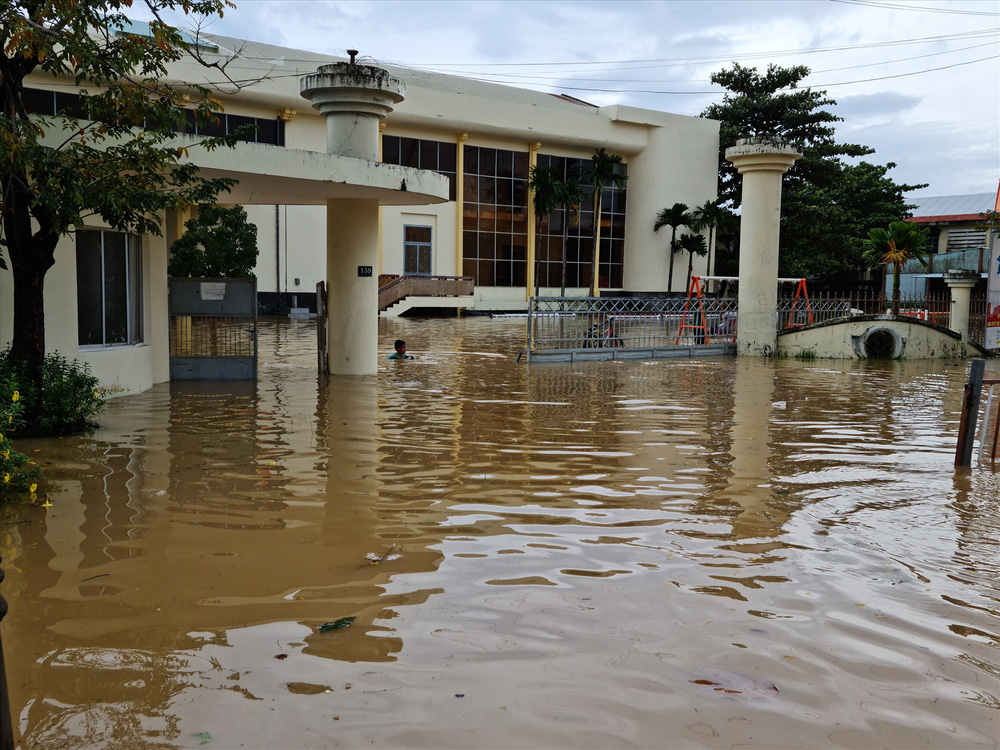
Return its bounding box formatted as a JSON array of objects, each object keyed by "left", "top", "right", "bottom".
[{"left": 3, "top": 317, "right": 998, "bottom": 749}]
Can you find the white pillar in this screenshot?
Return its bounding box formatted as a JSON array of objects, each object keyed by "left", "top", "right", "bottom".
[
  {"left": 945, "top": 269, "right": 978, "bottom": 345},
  {"left": 327, "top": 198, "right": 380, "bottom": 375},
  {"left": 301, "top": 59, "right": 405, "bottom": 375},
  {"left": 725, "top": 139, "right": 802, "bottom": 356},
  {"left": 300, "top": 63, "right": 404, "bottom": 161}
]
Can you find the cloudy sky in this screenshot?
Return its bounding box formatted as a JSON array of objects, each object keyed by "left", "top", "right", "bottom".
[{"left": 147, "top": 0, "right": 999, "bottom": 200}]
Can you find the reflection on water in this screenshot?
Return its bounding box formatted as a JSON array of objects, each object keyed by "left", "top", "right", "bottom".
[{"left": 3, "top": 317, "right": 998, "bottom": 749}]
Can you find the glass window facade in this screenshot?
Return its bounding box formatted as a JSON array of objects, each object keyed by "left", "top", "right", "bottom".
[
  {"left": 462, "top": 146, "right": 530, "bottom": 287},
  {"left": 22, "top": 87, "right": 286, "bottom": 146},
  {"left": 535, "top": 154, "right": 627, "bottom": 290},
  {"left": 76, "top": 230, "right": 143, "bottom": 347},
  {"left": 382, "top": 135, "right": 457, "bottom": 201}
]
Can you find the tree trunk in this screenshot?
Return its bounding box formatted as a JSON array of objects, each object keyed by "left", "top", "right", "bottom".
[
  {"left": 891, "top": 266, "right": 901, "bottom": 316},
  {"left": 534, "top": 218, "right": 542, "bottom": 299},
  {"left": 667, "top": 228, "right": 677, "bottom": 292},
  {"left": 560, "top": 202, "right": 568, "bottom": 297},
  {"left": 706, "top": 226, "right": 715, "bottom": 292},
  {"left": 686, "top": 251, "right": 694, "bottom": 293},
  {"left": 3, "top": 170, "right": 58, "bottom": 386},
  {"left": 590, "top": 190, "right": 602, "bottom": 297}
]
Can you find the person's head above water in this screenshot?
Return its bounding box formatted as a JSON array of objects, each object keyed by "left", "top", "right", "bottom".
[{"left": 394, "top": 339, "right": 406, "bottom": 355}]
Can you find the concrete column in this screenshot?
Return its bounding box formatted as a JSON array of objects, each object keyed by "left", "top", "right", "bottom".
[
  {"left": 945, "top": 269, "right": 978, "bottom": 344},
  {"left": 725, "top": 138, "right": 802, "bottom": 356},
  {"left": 301, "top": 57, "right": 405, "bottom": 376},
  {"left": 300, "top": 61, "right": 404, "bottom": 161},
  {"left": 327, "top": 198, "right": 379, "bottom": 375}
]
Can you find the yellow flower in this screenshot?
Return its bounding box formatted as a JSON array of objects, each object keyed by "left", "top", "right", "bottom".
[
  {"left": 2, "top": 474, "right": 9, "bottom": 484},
  {"left": 93, "top": 392, "right": 99, "bottom": 399},
  {"left": 29, "top": 482, "right": 37, "bottom": 493},
  {"left": 1, "top": 449, "right": 9, "bottom": 460},
  {"left": 11, "top": 391, "right": 19, "bottom": 402}
]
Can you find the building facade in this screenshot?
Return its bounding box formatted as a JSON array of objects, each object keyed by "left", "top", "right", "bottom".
[{"left": 1, "top": 28, "right": 720, "bottom": 394}]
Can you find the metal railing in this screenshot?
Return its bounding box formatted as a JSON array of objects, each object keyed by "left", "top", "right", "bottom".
[
  {"left": 169, "top": 315, "right": 256, "bottom": 357},
  {"left": 377, "top": 275, "right": 474, "bottom": 311},
  {"left": 776, "top": 290, "right": 953, "bottom": 330},
  {"left": 970, "top": 292, "right": 986, "bottom": 347},
  {"left": 525, "top": 296, "right": 738, "bottom": 361}
]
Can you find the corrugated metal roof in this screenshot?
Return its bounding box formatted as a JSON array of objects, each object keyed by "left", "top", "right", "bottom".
[{"left": 910, "top": 193, "right": 994, "bottom": 219}]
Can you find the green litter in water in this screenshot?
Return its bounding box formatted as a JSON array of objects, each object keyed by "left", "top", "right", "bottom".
[{"left": 319, "top": 617, "right": 356, "bottom": 633}]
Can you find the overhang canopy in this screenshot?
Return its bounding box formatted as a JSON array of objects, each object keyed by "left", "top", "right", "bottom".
[{"left": 177, "top": 136, "right": 449, "bottom": 207}]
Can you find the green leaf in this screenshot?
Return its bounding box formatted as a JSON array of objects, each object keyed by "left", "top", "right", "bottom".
[{"left": 319, "top": 617, "right": 356, "bottom": 633}]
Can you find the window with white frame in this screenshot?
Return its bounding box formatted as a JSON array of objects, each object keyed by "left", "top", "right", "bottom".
[
  {"left": 76, "top": 229, "right": 143, "bottom": 346},
  {"left": 403, "top": 225, "right": 433, "bottom": 275}
]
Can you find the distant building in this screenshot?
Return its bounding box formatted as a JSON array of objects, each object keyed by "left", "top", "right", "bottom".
[{"left": 896, "top": 192, "right": 998, "bottom": 297}]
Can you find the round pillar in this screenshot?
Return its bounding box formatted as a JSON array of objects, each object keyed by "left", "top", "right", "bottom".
[
  {"left": 326, "top": 198, "right": 380, "bottom": 375},
  {"left": 725, "top": 139, "right": 802, "bottom": 356},
  {"left": 945, "top": 269, "right": 978, "bottom": 344},
  {"left": 300, "top": 56, "right": 405, "bottom": 376},
  {"left": 300, "top": 62, "right": 404, "bottom": 160}
]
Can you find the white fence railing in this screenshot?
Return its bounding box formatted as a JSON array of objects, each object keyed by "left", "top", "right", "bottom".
[{"left": 525, "top": 296, "right": 739, "bottom": 361}]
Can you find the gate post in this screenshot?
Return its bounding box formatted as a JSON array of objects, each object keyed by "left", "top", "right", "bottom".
[{"left": 956, "top": 359, "right": 985, "bottom": 466}]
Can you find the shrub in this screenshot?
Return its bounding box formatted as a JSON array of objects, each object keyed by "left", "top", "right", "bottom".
[
  {"left": 0, "top": 373, "right": 42, "bottom": 497},
  {"left": 0, "top": 349, "right": 105, "bottom": 436}
]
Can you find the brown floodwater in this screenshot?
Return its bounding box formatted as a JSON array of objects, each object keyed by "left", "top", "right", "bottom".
[{"left": 2, "top": 317, "right": 998, "bottom": 749}]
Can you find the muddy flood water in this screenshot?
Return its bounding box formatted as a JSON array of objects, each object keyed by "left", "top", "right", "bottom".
[{"left": 2, "top": 317, "right": 998, "bottom": 749}]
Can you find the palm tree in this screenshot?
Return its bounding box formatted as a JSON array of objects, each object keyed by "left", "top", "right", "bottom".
[
  {"left": 581, "top": 148, "right": 627, "bottom": 297},
  {"left": 527, "top": 165, "right": 563, "bottom": 298},
  {"left": 691, "top": 199, "right": 728, "bottom": 289},
  {"left": 862, "top": 221, "right": 931, "bottom": 315},
  {"left": 677, "top": 232, "right": 708, "bottom": 293},
  {"left": 556, "top": 176, "right": 588, "bottom": 296},
  {"left": 654, "top": 202, "right": 693, "bottom": 293}
]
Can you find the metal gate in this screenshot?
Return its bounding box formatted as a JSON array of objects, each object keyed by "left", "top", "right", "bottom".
[{"left": 168, "top": 278, "right": 257, "bottom": 380}]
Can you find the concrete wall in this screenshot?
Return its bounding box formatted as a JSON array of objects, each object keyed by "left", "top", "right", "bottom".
[
  {"left": 0, "top": 223, "right": 170, "bottom": 396},
  {"left": 777, "top": 316, "right": 969, "bottom": 360}
]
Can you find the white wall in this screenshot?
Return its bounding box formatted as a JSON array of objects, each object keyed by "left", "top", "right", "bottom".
[{"left": 0, "top": 225, "right": 169, "bottom": 397}]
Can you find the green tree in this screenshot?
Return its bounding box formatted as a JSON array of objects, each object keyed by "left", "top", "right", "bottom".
[
  {"left": 581, "top": 148, "right": 627, "bottom": 296},
  {"left": 862, "top": 221, "right": 930, "bottom": 315},
  {"left": 677, "top": 232, "right": 708, "bottom": 294},
  {"left": 702, "top": 63, "right": 925, "bottom": 280},
  {"left": 653, "top": 202, "right": 692, "bottom": 293},
  {"left": 527, "top": 165, "right": 562, "bottom": 298},
  {"left": 1, "top": 0, "right": 245, "bottom": 385},
  {"left": 691, "top": 198, "right": 728, "bottom": 285},
  {"left": 169, "top": 205, "right": 259, "bottom": 278}
]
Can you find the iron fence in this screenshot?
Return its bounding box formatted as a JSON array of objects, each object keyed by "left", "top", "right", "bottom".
[
  {"left": 776, "top": 290, "right": 952, "bottom": 330},
  {"left": 971, "top": 292, "right": 986, "bottom": 347},
  {"left": 526, "top": 296, "right": 738, "bottom": 361},
  {"left": 169, "top": 315, "right": 256, "bottom": 357}
]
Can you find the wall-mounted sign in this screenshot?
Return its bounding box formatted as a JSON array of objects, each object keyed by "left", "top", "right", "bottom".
[
  {"left": 200, "top": 282, "right": 226, "bottom": 301},
  {"left": 358, "top": 266, "right": 373, "bottom": 278}
]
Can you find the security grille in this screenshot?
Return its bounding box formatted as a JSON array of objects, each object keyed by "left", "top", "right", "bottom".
[{"left": 168, "top": 278, "right": 257, "bottom": 380}]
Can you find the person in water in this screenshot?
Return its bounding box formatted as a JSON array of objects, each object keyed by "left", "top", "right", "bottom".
[{"left": 387, "top": 339, "right": 415, "bottom": 359}]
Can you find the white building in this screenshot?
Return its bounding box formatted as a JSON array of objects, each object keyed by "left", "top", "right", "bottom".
[{"left": 1, "top": 28, "right": 720, "bottom": 393}]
